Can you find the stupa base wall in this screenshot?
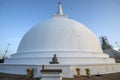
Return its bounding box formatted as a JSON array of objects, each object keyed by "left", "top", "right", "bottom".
[
  {"left": 0, "top": 63, "right": 120, "bottom": 78},
  {"left": 4, "top": 57, "right": 115, "bottom": 65}
]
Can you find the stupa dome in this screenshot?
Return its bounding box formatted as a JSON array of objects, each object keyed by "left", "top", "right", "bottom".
[{"left": 17, "top": 16, "right": 102, "bottom": 53}]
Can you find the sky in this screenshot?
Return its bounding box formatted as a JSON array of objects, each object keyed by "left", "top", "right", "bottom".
[{"left": 0, "top": 0, "right": 120, "bottom": 58}]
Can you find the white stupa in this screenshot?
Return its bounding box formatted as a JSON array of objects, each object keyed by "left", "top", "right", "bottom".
[
  {"left": 4, "top": 2, "right": 115, "bottom": 65},
  {"left": 1, "top": 3, "right": 120, "bottom": 78}
]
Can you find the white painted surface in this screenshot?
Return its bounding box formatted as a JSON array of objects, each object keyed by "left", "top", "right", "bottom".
[
  {"left": 17, "top": 16, "right": 102, "bottom": 53},
  {"left": 0, "top": 64, "right": 120, "bottom": 78},
  {"left": 5, "top": 57, "right": 115, "bottom": 65},
  {"left": 41, "top": 71, "right": 62, "bottom": 80}
]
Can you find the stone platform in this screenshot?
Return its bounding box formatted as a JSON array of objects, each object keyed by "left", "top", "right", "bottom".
[
  {"left": 0, "top": 63, "right": 120, "bottom": 78},
  {"left": 0, "top": 72, "right": 120, "bottom": 80}
]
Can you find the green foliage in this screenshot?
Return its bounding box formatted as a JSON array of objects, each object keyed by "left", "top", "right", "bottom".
[{"left": 100, "top": 36, "right": 113, "bottom": 50}]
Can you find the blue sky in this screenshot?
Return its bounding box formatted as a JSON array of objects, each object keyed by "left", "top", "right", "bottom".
[{"left": 0, "top": 0, "right": 120, "bottom": 58}]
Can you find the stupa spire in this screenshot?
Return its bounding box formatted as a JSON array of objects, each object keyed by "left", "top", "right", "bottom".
[
  {"left": 52, "top": 2, "right": 68, "bottom": 18},
  {"left": 57, "top": 2, "right": 63, "bottom": 15}
]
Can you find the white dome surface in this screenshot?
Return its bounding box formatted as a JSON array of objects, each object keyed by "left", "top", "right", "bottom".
[{"left": 17, "top": 16, "right": 102, "bottom": 53}]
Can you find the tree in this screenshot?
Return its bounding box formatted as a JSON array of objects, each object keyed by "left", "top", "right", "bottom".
[{"left": 100, "top": 36, "right": 113, "bottom": 50}]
